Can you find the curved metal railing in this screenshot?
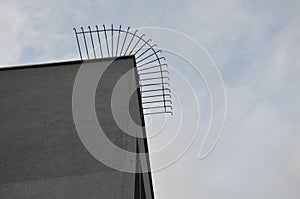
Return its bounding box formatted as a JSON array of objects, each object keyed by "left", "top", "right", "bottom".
[{"left": 73, "top": 25, "right": 173, "bottom": 115}]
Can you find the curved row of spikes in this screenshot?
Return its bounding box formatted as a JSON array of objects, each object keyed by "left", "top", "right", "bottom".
[{"left": 73, "top": 25, "right": 173, "bottom": 115}]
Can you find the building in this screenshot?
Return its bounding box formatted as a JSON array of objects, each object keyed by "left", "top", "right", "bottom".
[{"left": 0, "top": 25, "right": 172, "bottom": 199}]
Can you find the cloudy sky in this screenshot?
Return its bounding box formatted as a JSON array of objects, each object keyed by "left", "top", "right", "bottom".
[{"left": 1, "top": 0, "right": 300, "bottom": 198}]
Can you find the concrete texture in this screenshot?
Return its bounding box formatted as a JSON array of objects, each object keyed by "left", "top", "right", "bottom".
[{"left": 0, "top": 57, "right": 153, "bottom": 198}]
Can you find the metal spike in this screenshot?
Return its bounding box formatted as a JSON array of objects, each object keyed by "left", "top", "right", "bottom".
[
  {"left": 144, "top": 111, "right": 173, "bottom": 116},
  {"left": 138, "top": 64, "right": 168, "bottom": 72},
  {"left": 116, "top": 25, "right": 121, "bottom": 56},
  {"left": 124, "top": 30, "right": 138, "bottom": 55},
  {"left": 142, "top": 100, "right": 172, "bottom": 104},
  {"left": 139, "top": 70, "right": 169, "bottom": 76},
  {"left": 88, "top": 26, "right": 96, "bottom": 58},
  {"left": 95, "top": 25, "right": 103, "bottom": 58},
  {"left": 142, "top": 94, "right": 172, "bottom": 99},
  {"left": 143, "top": 105, "right": 173, "bottom": 110},
  {"left": 120, "top": 27, "right": 130, "bottom": 56},
  {"left": 73, "top": 28, "right": 82, "bottom": 60},
  {"left": 135, "top": 44, "right": 157, "bottom": 60},
  {"left": 140, "top": 88, "right": 171, "bottom": 93},
  {"left": 139, "top": 76, "right": 170, "bottom": 82},
  {"left": 111, "top": 24, "right": 114, "bottom": 57},
  {"left": 81, "top": 27, "right": 89, "bottom": 59},
  {"left": 129, "top": 34, "right": 145, "bottom": 55},
  {"left": 136, "top": 50, "right": 162, "bottom": 64},
  {"left": 103, "top": 25, "right": 110, "bottom": 57},
  {"left": 137, "top": 57, "right": 166, "bottom": 68},
  {"left": 140, "top": 82, "right": 170, "bottom": 87},
  {"left": 134, "top": 39, "right": 151, "bottom": 56}
]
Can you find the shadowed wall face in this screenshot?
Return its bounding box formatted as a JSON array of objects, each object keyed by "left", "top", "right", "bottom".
[{"left": 0, "top": 57, "right": 144, "bottom": 199}]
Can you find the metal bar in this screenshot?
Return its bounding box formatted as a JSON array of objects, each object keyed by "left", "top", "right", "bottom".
[
  {"left": 139, "top": 70, "right": 169, "bottom": 76},
  {"left": 95, "top": 25, "right": 104, "bottom": 58},
  {"left": 81, "top": 27, "right": 89, "bottom": 59},
  {"left": 144, "top": 111, "right": 173, "bottom": 116},
  {"left": 116, "top": 25, "right": 121, "bottom": 56},
  {"left": 143, "top": 105, "right": 173, "bottom": 110},
  {"left": 134, "top": 39, "right": 151, "bottom": 56},
  {"left": 103, "top": 25, "right": 110, "bottom": 57},
  {"left": 142, "top": 94, "right": 171, "bottom": 99},
  {"left": 124, "top": 30, "right": 138, "bottom": 55},
  {"left": 155, "top": 52, "right": 167, "bottom": 112},
  {"left": 140, "top": 82, "right": 170, "bottom": 87},
  {"left": 120, "top": 27, "right": 130, "bottom": 56},
  {"left": 136, "top": 44, "right": 157, "bottom": 60},
  {"left": 138, "top": 64, "right": 168, "bottom": 72},
  {"left": 129, "top": 34, "right": 145, "bottom": 55},
  {"left": 136, "top": 50, "right": 162, "bottom": 64},
  {"left": 137, "top": 42, "right": 168, "bottom": 113},
  {"left": 142, "top": 100, "right": 172, "bottom": 104},
  {"left": 140, "top": 88, "right": 171, "bottom": 93},
  {"left": 137, "top": 57, "right": 166, "bottom": 68},
  {"left": 88, "top": 26, "right": 96, "bottom": 58},
  {"left": 139, "top": 76, "right": 170, "bottom": 82},
  {"left": 73, "top": 28, "right": 82, "bottom": 60},
  {"left": 111, "top": 24, "right": 114, "bottom": 57}
]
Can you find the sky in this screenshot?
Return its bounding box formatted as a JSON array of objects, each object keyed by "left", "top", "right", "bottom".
[{"left": 1, "top": 0, "right": 300, "bottom": 198}]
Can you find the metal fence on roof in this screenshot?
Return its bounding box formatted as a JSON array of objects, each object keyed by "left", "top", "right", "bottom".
[{"left": 73, "top": 25, "right": 173, "bottom": 116}]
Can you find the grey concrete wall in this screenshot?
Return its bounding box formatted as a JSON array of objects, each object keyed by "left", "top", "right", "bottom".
[{"left": 0, "top": 57, "right": 147, "bottom": 199}]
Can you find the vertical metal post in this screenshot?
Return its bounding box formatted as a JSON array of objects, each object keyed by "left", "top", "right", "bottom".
[
  {"left": 81, "top": 27, "right": 89, "bottom": 59},
  {"left": 88, "top": 26, "right": 96, "bottom": 59},
  {"left": 96, "top": 25, "right": 104, "bottom": 58},
  {"left": 103, "top": 25, "right": 110, "bottom": 57},
  {"left": 116, "top": 25, "right": 121, "bottom": 56},
  {"left": 73, "top": 28, "right": 82, "bottom": 60},
  {"left": 111, "top": 24, "right": 114, "bottom": 57}
]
